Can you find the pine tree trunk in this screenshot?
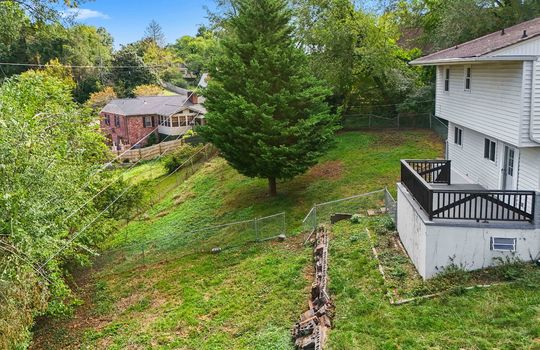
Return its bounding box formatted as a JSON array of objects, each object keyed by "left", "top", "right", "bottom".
[{"left": 268, "top": 177, "right": 277, "bottom": 197}]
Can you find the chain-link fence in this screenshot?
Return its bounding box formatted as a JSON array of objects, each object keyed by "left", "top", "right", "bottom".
[
  {"left": 152, "top": 143, "right": 218, "bottom": 203},
  {"left": 341, "top": 112, "right": 449, "bottom": 144},
  {"left": 384, "top": 189, "right": 397, "bottom": 223},
  {"left": 342, "top": 113, "right": 431, "bottom": 130},
  {"left": 101, "top": 212, "right": 286, "bottom": 266},
  {"left": 302, "top": 189, "right": 387, "bottom": 239}
]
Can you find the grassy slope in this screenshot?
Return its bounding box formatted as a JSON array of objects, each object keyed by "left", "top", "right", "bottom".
[
  {"left": 328, "top": 220, "right": 540, "bottom": 350},
  {"left": 31, "top": 130, "right": 443, "bottom": 349}
]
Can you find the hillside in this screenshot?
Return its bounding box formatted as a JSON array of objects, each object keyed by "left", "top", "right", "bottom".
[
  {"left": 328, "top": 219, "right": 540, "bottom": 349},
  {"left": 31, "top": 130, "right": 443, "bottom": 349}
]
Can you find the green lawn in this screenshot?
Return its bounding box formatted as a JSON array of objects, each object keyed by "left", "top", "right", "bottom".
[
  {"left": 328, "top": 219, "right": 540, "bottom": 350},
  {"left": 31, "top": 130, "right": 446, "bottom": 349}
]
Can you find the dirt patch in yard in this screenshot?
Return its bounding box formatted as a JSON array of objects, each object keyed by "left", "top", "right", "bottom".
[{"left": 308, "top": 160, "right": 343, "bottom": 180}]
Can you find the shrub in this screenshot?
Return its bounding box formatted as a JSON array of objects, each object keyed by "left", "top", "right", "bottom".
[
  {"left": 378, "top": 215, "right": 396, "bottom": 231},
  {"left": 146, "top": 133, "right": 159, "bottom": 147},
  {"left": 350, "top": 214, "right": 363, "bottom": 224},
  {"left": 163, "top": 145, "right": 202, "bottom": 174},
  {"left": 493, "top": 256, "right": 526, "bottom": 281}
]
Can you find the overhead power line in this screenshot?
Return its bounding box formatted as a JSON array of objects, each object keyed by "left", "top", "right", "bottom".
[
  {"left": 0, "top": 62, "right": 175, "bottom": 69},
  {"left": 39, "top": 85, "right": 204, "bottom": 270}
]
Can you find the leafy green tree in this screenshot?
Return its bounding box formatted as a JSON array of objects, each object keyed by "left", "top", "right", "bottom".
[
  {"left": 172, "top": 31, "right": 218, "bottom": 74},
  {"left": 111, "top": 45, "right": 157, "bottom": 97},
  {"left": 394, "top": 0, "right": 540, "bottom": 53},
  {"left": 199, "top": 0, "right": 339, "bottom": 196},
  {"left": 132, "top": 83, "right": 164, "bottom": 96},
  {"left": 142, "top": 40, "right": 185, "bottom": 84},
  {"left": 0, "top": 69, "right": 111, "bottom": 347},
  {"left": 85, "top": 86, "right": 117, "bottom": 110}
]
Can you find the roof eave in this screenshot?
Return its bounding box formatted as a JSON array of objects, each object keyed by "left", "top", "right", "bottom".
[{"left": 409, "top": 55, "right": 539, "bottom": 66}]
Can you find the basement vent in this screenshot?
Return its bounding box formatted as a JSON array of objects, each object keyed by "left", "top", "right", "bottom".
[{"left": 490, "top": 237, "right": 516, "bottom": 252}]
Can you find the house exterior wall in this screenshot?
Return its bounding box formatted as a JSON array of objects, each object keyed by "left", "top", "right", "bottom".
[
  {"left": 397, "top": 183, "right": 428, "bottom": 277},
  {"left": 518, "top": 147, "right": 540, "bottom": 191},
  {"left": 447, "top": 122, "right": 503, "bottom": 189},
  {"left": 157, "top": 110, "right": 198, "bottom": 136},
  {"left": 530, "top": 60, "right": 540, "bottom": 143},
  {"left": 435, "top": 62, "right": 524, "bottom": 147},
  {"left": 448, "top": 122, "right": 540, "bottom": 193},
  {"left": 425, "top": 221, "right": 540, "bottom": 278},
  {"left": 126, "top": 115, "right": 158, "bottom": 146},
  {"left": 100, "top": 113, "right": 157, "bottom": 147},
  {"left": 397, "top": 183, "right": 540, "bottom": 279}
]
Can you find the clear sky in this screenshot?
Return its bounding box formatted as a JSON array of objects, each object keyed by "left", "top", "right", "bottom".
[{"left": 66, "top": 0, "right": 216, "bottom": 48}]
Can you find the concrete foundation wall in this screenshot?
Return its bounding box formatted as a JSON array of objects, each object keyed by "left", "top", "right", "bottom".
[
  {"left": 397, "top": 183, "right": 540, "bottom": 279},
  {"left": 425, "top": 224, "right": 540, "bottom": 277},
  {"left": 397, "top": 184, "right": 428, "bottom": 278}
]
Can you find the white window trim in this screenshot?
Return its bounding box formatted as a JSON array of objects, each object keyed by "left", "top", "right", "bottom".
[
  {"left": 443, "top": 67, "right": 450, "bottom": 93},
  {"left": 464, "top": 65, "right": 471, "bottom": 92},
  {"left": 490, "top": 237, "right": 516, "bottom": 252}
]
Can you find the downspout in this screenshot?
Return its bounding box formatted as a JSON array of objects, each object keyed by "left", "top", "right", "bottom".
[{"left": 529, "top": 59, "right": 540, "bottom": 144}]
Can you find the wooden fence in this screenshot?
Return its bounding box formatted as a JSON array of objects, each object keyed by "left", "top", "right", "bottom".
[{"left": 112, "top": 139, "right": 184, "bottom": 162}]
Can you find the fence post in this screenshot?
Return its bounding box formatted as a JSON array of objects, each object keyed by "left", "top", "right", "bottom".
[
  {"left": 254, "top": 218, "right": 259, "bottom": 242},
  {"left": 282, "top": 212, "right": 286, "bottom": 236},
  {"left": 369, "top": 115, "right": 372, "bottom": 128},
  {"left": 313, "top": 205, "right": 318, "bottom": 231},
  {"left": 429, "top": 114, "right": 432, "bottom": 129},
  {"left": 397, "top": 114, "right": 400, "bottom": 129}
]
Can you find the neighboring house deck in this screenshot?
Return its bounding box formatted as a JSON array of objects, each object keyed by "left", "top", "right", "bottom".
[
  {"left": 399, "top": 17, "right": 540, "bottom": 278},
  {"left": 100, "top": 92, "right": 206, "bottom": 149}
]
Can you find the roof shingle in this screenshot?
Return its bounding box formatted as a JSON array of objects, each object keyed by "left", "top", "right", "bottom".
[
  {"left": 101, "top": 95, "right": 206, "bottom": 116},
  {"left": 411, "top": 17, "right": 540, "bottom": 65}
]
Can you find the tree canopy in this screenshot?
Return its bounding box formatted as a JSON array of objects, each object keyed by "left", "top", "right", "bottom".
[
  {"left": 143, "top": 19, "right": 166, "bottom": 47},
  {"left": 200, "top": 0, "right": 339, "bottom": 196}
]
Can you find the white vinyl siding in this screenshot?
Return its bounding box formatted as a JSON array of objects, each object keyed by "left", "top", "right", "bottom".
[
  {"left": 488, "top": 36, "right": 540, "bottom": 56},
  {"left": 447, "top": 123, "right": 501, "bottom": 189},
  {"left": 520, "top": 60, "right": 534, "bottom": 146},
  {"left": 529, "top": 60, "right": 540, "bottom": 143},
  {"left": 436, "top": 62, "right": 523, "bottom": 146},
  {"left": 517, "top": 147, "right": 540, "bottom": 191}
]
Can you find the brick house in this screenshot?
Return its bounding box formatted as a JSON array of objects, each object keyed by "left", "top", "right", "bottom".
[{"left": 100, "top": 92, "right": 206, "bottom": 149}]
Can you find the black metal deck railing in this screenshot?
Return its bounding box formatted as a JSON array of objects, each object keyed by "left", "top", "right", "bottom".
[{"left": 401, "top": 160, "right": 536, "bottom": 223}]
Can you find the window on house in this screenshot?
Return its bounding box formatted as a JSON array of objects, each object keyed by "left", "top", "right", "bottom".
[
  {"left": 171, "top": 116, "right": 179, "bottom": 127},
  {"left": 464, "top": 67, "right": 471, "bottom": 91},
  {"left": 104, "top": 114, "right": 110, "bottom": 126},
  {"left": 444, "top": 68, "right": 450, "bottom": 91},
  {"left": 507, "top": 148, "right": 515, "bottom": 176},
  {"left": 114, "top": 115, "right": 120, "bottom": 127},
  {"left": 490, "top": 237, "right": 516, "bottom": 252},
  {"left": 454, "top": 127, "right": 463, "bottom": 146},
  {"left": 484, "top": 138, "right": 496, "bottom": 162},
  {"left": 159, "top": 116, "right": 171, "bottom": 127},
  {"left": 143, "top": 116, "right": 152, "bottom": 128}
]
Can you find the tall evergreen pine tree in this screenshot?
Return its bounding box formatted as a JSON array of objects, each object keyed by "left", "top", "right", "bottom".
[{"left": 200, "top": 0, "right": 339, "bottom": 196}]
